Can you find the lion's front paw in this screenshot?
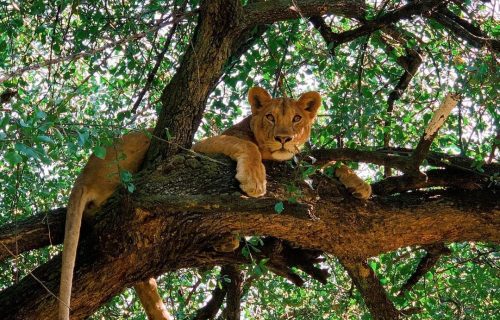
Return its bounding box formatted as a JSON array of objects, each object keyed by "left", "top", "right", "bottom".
[
  {"left": 335, "top": 165, "right": 371, "bottom": 200},
  {"left": 235, "top": 160, "right": 266, "bottom": 197}
]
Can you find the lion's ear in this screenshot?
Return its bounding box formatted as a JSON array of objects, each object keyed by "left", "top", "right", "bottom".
[
  {"left": 248, "top": 87, "right": 272, "bottom": 114},
  {"left": 298, "top": 91, "right": 321, "bottom": 118}
]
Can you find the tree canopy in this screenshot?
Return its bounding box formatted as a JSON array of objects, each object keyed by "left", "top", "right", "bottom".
[{"left": 0, "top": 0, "right": 498, "bottom": 319}]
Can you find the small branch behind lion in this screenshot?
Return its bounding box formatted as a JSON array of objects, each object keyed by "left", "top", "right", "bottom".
[{"left": 150, "top": 133, "right": 229, "bottom": 166}]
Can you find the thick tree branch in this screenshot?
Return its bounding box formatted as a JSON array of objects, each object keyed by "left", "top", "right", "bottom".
[
  {"left": 147, "top": 0, "right": 245, "bottom": 160},
  {"left": 0, "top": 153, "right": 498, "bottom": 319},
  {"left": 192, "top": 266, "right": 232, "bottom": 320},
  {"left": 339, "top": 258, "right": 400, "bottom": 320},
  {"left": 243, "top": 0, "right": 366, "bottom": 28},
  {"left": 0, "top": 208, "right": 65, "bottom": 262},
  {"left": 398, "top": 243, "right": 451, "bottom": 297},
  {"left": 222, "top": 265, "right": 243, "bottom": 320}
]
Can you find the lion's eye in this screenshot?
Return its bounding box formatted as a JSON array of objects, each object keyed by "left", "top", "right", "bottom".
[
  {"left": 266, "top": 114, "right": 275, "bottom": 122},
  {"left": 293, "top": 115, "right": 302, "bottom": 122}
]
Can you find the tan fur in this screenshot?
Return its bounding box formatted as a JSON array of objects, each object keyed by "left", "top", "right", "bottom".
[
  {"left": 59, "top": 131, "right": 158, "bottom": 320},
  {"left": 194, "top": 87, "right": 323, "bottom": 196},
  {"left": 59, "top": 87, "right": 371, "bottom": 319}
]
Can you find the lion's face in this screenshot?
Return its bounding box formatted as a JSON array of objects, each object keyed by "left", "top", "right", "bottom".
[{"left": 248, "top": 87, "right": 321, "bottom": 161}]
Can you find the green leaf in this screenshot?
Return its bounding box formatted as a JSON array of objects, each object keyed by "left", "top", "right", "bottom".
[
  {"left": 4, "top": 150, "right": 23, "bottom": 165},
  {"left": 93, "top": 146, "right": 107, "bottom": 159},
  {"left": 36, "top": 135, "right": 54, "bottom": 144},
  {"left": 274, "top": 201, "right": 284, "bottom": 214},
  {"left": 120, "top": 170, "right": 133, "bottom": 183}
]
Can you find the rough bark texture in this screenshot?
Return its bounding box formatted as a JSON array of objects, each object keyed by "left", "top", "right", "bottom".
[
  {"left": 147, "top": 0, "right": 243, "bottom": 160},
  {"left": 0, "top": 154, "right": 498, "bottom": 319}
]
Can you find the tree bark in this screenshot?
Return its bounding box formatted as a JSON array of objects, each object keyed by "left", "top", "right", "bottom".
[{"left": 0, "top": 154, "right": 498, "bottom": 319}]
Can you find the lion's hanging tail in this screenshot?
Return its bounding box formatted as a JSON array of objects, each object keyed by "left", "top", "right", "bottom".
[{"left": 59, "top": 184, "right": 91, "bottom": 320}]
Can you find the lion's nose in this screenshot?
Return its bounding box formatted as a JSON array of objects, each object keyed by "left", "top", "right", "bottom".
[{"left": 274, "top": 135, "right": 292, "bottom": 144}]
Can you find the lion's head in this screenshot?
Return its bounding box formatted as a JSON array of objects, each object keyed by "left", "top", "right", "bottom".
[{"left": 248, "top": 87, "right": 321, "bottom": 161}]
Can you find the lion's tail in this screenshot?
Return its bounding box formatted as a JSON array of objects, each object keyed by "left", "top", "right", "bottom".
[{"left": 58, "top": 184, "right": 91, "bottom": 320}]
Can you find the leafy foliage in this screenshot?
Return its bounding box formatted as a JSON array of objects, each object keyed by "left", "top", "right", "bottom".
[{"left": 0, "top": 0, "right": 498, "bottom": 318}]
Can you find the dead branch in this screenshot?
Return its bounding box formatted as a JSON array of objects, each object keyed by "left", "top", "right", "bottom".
[{"left": 409, "top": 93, "right": 460, "bottom": 173}]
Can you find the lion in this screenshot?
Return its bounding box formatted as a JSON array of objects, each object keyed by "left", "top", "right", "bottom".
[
  {"left": 193, "top": 87, "right": 371, "bottom": 199},
  {"left": 58, "top": 87, "right": 370, "bottom": 320}
]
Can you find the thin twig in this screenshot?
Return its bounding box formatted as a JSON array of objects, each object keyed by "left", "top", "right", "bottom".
[
  {"left": 130, "top": 0, "right": 189, "bottom": 115},
  {"left": 0, "top": 11, "right": 196, "bottom": 84}
]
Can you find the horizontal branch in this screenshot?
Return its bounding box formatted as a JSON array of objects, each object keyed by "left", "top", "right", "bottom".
[
  {"left": 243, "top": 0, "right": 366, "bottom": 28},
  {"left": 311, "top": 147, "right": 499, "bottom": 177},
  {"left": 310, "top": 0, "right": 445, "bottom": 50},
  {"left": 371, "top": 169, "right": 484, "bottom": 195},
  {"left": 0, "top": 208, "right": 65, "bottom": 262},
  {"left": 0, "top": 152, "right": 498, "bottom": 319}
]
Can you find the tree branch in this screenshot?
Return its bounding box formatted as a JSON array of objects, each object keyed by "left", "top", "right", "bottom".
[
  {"left": 339, "top": 258, "right": 400, "bottom": 320},
  {"left": 0, "top": 153, "right": 497, "bottom": 318},
  {"left": 310, "top": 0, "right": 445, "bottom": 51},
  {"left": 409, "top": 93, "right": 460, "bottom": 173},
  {"left": 243, "top": 0, "right": 366, "bottom": 28},
  {"left": 371, "top": 169, "right": 484, "bottom": 195},
  {"left": 380, "top": 30, "right": 423, "bottom": 177},
  {"left": 429, "top": 7, "right": 500, "bottom": 53},
  {"left": 398, "top": 243, "right": 451, "bottom": 297},
  {"left": 0, "top": 208, "right": 65, "bottom": 262},
  {"left": 222, "top": 265, "right": 243, "bottom": 320},
  {"left": 130, "top": 1, "right": 188, "bottom": 115},
  {"left": 0, "top": 14, "right": 193, "bottom": 84},
  {"left": 192, "top": 266, "right": 232, "bottom": 320}
]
